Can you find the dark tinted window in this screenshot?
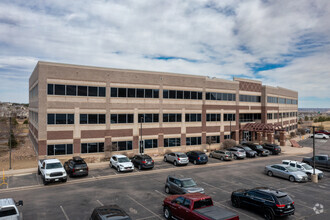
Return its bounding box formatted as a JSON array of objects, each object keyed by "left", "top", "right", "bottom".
[
  {"left": 145, "top": 89, "right": 152, "bottom": 98},
  {"left": 111, "top": 114, "right": 117, "bottom": 123},
  {"left": 163, "top": 90, "right": 169, "bottom": 98},
  {"left": 184, "top": 91, "right": 190, "bottom": 99},
  {"left": 0, "top": 207, "right": 17, "bottom": 217},
  {"left": 127, "top": 114, "right": 134, "bottom": 123},
  {"left": 78, "top": 86, "right": 88, "bottom": 96},
  {"left": 88, "top": 86, "right": 98, "bottom": 96},
  {"left": 177, "top": 90, "right": 183, "bottom": 99},
  {"left": 111, "top": 88, "right": 118, "bottom": 97},
  {"left": 55, "top": 84, "right": 65, "bottom": 95},
  {"left": 277, "top": 195, "right": 293, "bottom": 204},
  {"left": 98, "top": 114, "right": 105, "bottom": 124},
  {"left": 48, "top": 84, "right": 54, "bottom": 95},
  {"left": 153, "top": 89, "right": 159, "bottom": 98},
  {"left": 66, "top": 85, "right": 77, "bottom": 96},
  {"left": 175, "top": 197, "right": 185, "bottom": 205},
  {"left": 80, "top": 114, "right": 88, "bottom": 124},
  {"left": 191, "top": 91, "right": 197, "bottom": 99},
  {"left": 56, "top": 114, "right": 66, "bottom": 124},
  {"left": 118, "top": 88, "right": 127, "bottom": 97},
  {"left": 48, "top": 114, "right": 55, "bottom": 124},
  {"left": 88, "top": 114, "right": 98, "bottom": 124},
  {"left": 98, "top": 87, "right": 106, "bottom": 97},
  {"left": 137, "top": 89, "right": 144, "bottom": 98},
  {"left": 118, "top": 114, "right": 127, "bottom": 123},
  {"left": 128, "top": 88, "right": 136, "bottom": 97},
  {"left": 169, "top": 90, "right": 176, "bottom": 98},
  {"left": 67, "top": 114, "right": 74, "bottom": 124}
]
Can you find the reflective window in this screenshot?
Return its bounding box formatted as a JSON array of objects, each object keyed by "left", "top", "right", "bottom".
[
  {"left": 185, "top": 114, "right": 202, "bottom": 122},
  {"left": 144, "top": 139, "right": 158, "bottom": 149},
  {"left": 224, "top": 114, "right": 236, "bottom": 121},
  {"left": 163, "top": 114, "right": 182, "bottom": 122},
  {"left": 48, "top": 84, "right": 54, "bottom": 95},
  {"left": 164, "top": 138, "right": 181, "bottom": 147},
  {"left": 206, "top": 114, "right": 221, "bottom": 122},
  {"left": 66, "top": 85, "right": 77, "bottom": 96},
  {"left": 138, "top": 114, "right": 159, "bottom": 123},
  {"left": 81, "top": 142, "right": 105, "bottom": 153},
  {"left": 206, "top": 92, "right": 236, "bottom": 101},
  {"left": 55, "top": 84, "right": 65, "bottom": 95},
  {"left": 48, "top": 114, "right": 75, "bottom": 125},
  {"left": 47, "top": 144, "right": 73, "bottom": 155},
  {"left": 98, "top": 87, "right": 106, "bottom": 97},
  {"left": 163, "top": 90, "right": 202, "bottom": 100},
  {"left": 186, "top": 137, "right": 201, "bottom": 146},
  {"left": 48, "top": 114, "right": 55, "bottom": 124},
  {"left": 78, "top": 86, "right": 88, "bottom": 96},
  {"left": 88, "top": 86, "right": 98, "bottom": 96},
  {"left": 111, "top": 141, "right": 133, "bottom": 151},
  {"left": 111, "top": 88, "right": 118, "bottom": 97},
  {"left": 239, "top": 95, "right": 261, "bottom": 103},
  {"left": 80, "top": 114, "right": 105, "bottom": 124},
  {"left": 206, "top": 136, "right": 220, "bottom": 144}
]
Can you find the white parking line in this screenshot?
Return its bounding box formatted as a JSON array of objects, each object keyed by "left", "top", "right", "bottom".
[
  {"left": 127, "top": 195, "right": 162, "bottom": 219},
  {"left": 6, "top": 177, "right": 9, "bottom": 189},
  {"left": 60, "top": 206, "right": 70, "bottom": 220},
  {"left": 154, "top": 190, "right": 166, "bottom": 197},
  {"left": 201, "top": 182, "right": 230, "bottom": 194},
  {"left": 96, "top": 200, "right": 104, "bottom": 206},
  {"left": 35, "top": 174, "right": 40, "bottom": 185}
]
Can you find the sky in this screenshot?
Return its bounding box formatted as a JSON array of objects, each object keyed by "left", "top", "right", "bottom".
[{"left": 0, "top": 0, "right": 329, "bottom": 108}]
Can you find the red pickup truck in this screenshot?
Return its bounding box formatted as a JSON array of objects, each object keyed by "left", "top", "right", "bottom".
[
  {"left": 163, "top": 193, "right": 239, "bottom": 220},
  {"left": 315, "top": 130, "right": 330, "bottom": 135}
]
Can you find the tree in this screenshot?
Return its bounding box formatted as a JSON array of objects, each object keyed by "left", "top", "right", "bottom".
[
  {"left": 304, "top": 116, "right": 309, "bottom": 121},
  {"left": 23, "top": 119, "right": 29, "bottom": 124},
  {"left": 222, "top": 139, "right": 236, "bottom": 149}
]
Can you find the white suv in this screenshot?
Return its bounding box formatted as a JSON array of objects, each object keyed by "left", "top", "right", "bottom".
[{"left": 110, "top": 155, "right": 134, "bottom": 172}]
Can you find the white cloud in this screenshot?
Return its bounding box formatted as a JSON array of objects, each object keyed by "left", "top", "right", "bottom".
[{"left": 0, "top": 0, "right": 329, "bottom": 107}]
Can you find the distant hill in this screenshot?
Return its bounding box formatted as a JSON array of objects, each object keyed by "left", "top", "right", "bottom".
[{"left": 299, "top": 108, "right": 330, "bottom": 113}]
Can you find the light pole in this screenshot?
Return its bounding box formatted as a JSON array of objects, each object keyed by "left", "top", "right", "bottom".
[
  {"left": 309, "top": 125, "right": 320, "bottom": 183},
  {"left": 140, "top": 116, "right": 143, "bottom": 155}
]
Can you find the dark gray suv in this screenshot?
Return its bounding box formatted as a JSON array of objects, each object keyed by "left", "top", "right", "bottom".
[{"left": 165, "top": 175, "right": 204, "bottom": 194}]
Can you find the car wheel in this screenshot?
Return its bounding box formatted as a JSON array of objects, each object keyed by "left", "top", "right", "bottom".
[
  {"left": 269, "top": 151, "right": 273, "bottom": 155},
  {"left": 138, "top": 165, "right": 142, "bottom": 170},
  {"left": 164, "top": 207, "right": 172, "bottom": 219},
  {"left": 165, "top": 186, "right": 170, "bottom": 194},
  {"left": 62, "top": 178, "right": 67, "bottom": 183},
  {"left": 267, "top": 171, "right": 273, "bottom": 177},
  {"left": 174, "top": 161, "right": 177, "bottom": 166},
  {"left": 38, "top": 168, "right": 41, "bottom": 175},
  {"left": 232, "top": 197, "right": 241, "bottom": 208},
  {"left": 194, "top": 160, "right": 197, "bottom": 165},
  {"left": 289, "top": 175, "right": 295, "bottom": 182},
  {"left": 220, "top": 156, "right": 224, "bottom": 161},
  {"left": 307, "top": 173, "right": 311, "bottom": 180},
  {"left": 164, "top": 157, "right": 167, "bottom": 162},
  {"left": 117, "top": 166, "right": 121, "bottom": 172},
  {"left": 264, "top": 208, "right": 275, "bottom": 220},
  {"left": 234, "top": 155, "right": 237, "bottom": 160},
  {"left": 209, "top": 154, "right": 213, "bottom": 158},
  {"left": 258, "top": 153, "right": 262, "bottom": 157},
  {"left": 43, "top": 177, "right": 48, "bottom": 186},
  {"left": 110, "top": 162, "right": 113, "bottom": 168}
]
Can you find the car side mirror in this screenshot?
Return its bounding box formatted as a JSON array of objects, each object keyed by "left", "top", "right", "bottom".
[
  {"left": 41, "top": 166, "right": 44, "bottom": 169},
  {"left": 16, "top": 201, "right": 23, "bottom": 206}
]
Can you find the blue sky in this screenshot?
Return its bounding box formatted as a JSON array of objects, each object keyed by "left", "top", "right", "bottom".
[{"left": 0, "top": 0, "right": 329, "bottom": 108}]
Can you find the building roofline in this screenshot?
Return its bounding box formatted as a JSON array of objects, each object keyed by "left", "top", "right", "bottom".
[{"left": 233, "top": 77, "right": 262, "bottom": 84}]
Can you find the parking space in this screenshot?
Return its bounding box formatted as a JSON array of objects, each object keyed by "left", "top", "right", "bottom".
[{"left": 1, "top": 152, "right": 329, "bottom": 219}]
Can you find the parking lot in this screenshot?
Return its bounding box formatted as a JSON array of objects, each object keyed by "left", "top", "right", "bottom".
[{"left": 0, "top": 141, "right": 329, "bottom": 220}]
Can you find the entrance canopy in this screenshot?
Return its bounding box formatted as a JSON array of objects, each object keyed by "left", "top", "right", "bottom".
[{"left": 241, "top": 122, "right": 284, "bottom": 132}]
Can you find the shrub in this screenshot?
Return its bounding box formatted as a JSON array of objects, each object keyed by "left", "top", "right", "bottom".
[
  {"left": 8, "top": 131, "right": 18, "bottom": 148},
  {"left": 297, "top": 128, "right": 306, "bottom": 135},
  {"left": 222, "top": 139, "right": 236, "bottom": 149},
  {"left": 290, "top": 132, "right": 296, "bottom": 138},
  {"left": 23, "top": 119, "right": 29, "bottom": 124}
]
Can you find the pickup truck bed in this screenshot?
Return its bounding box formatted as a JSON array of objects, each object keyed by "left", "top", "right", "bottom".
[{"left": 194, "top": 206, "right": 238, "bottom": 220}]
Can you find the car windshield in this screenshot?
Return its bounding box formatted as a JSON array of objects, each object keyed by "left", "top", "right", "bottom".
[
  {"left": 302, "top": 164, "right": 312, "bottom": 170},
  {"left": 243, "top": 147, "right": 252, "bottom": 151},
  {"left": 256, "top": 145, "right": 263, "bottom": 149},
  {"left": 177, "top": 154, "right": 187, "bottom": 158},
  {"left": 0, "top": 207, "right": 17, "bottom": 217},
  {"left": 46, "top": 162, "right": 63, "bottom": 169},
  {"left": 118, "top": 157, "right": 130, "bottom": 163},
  {"left": 277, "top": 195, "right": 292, "bottom": 205},
  {"left": 225, "top": 152, "right": 231, "bottom": 155},
  {"left": 182, "top": 179, "right": 197, "bottom": 188}
]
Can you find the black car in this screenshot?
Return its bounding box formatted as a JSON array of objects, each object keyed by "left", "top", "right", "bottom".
[
  {"left": 64, "top": 156, "right": 88, "bottom": 177},
  {"left": 236, "top": 145, "right": 257, "bottom": 158},
  {"left": 186, "top": 151, "right": 208, "bottom": 164},
  {"left": 242, "top": 142, "right": 270, "bottom": 156},
  {"left": 90, "top": 205, "right": 131, "bottom": 220},
  {"left": 262, "top": 143, "right": 281, "bottom": 155},
  {"left": 231, "top": 187, "right": 295, "bottom": 220},
  {"left": 131, "top": 154, "right": 154, "bottom": 170}
]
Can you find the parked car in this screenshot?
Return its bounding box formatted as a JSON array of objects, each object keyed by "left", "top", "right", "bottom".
[
  {"left": 265, "top": 164, "right": 308, "bottom": 182},
  {"left": 186, "top": 151, "right": 208, "bottom": 164},
  {"left": 38, "top": 159, "right": 67, "bottom": 185},
  {"left": 282, "top": 160, "right": 323, "bottom": 179},
  {"left": 315, "top": 130, "right": 330, "bottom": 135},
  {"left": 262, "top": 143, "right": 281, "bottom": 155},
  {"left": 64, "top": 156, "right": 88, "bottom": 177},
  {"left": 242, "top": 142, "right": 270, "bottom": 156},
  {"left": 164, "top": 152, "right": 189, "bottom": 166},
  {"left": 228, "top": 147, "right": 246, "bottom": 159},
  {"left": 131, "top": 154, "right": 154, "bottom": 170},
  {"left": 310, "top": 133, "right": 329, "bottom": 139},
  {"left": 110, "top": 155, "right": 134, "bottom": 172},
  {"left": 231, "top": 187, "right": 295, "bottom": 220},
  {"left": 236, "top": 146, "right": 257, "bottom": 158},
  {"left": 0, "top": 198, "right": 23, "bottom": 220},
  {"left": 163, "top": 193, "right": 239, "bottom": 220},
  {"left": 302, "top": 154, "right": 330, "bottom": 170},
  {"left": 165, "top": 175, "right": 204, "bottom": 194},
  {"left": 209, "top": 150, "right": 233, "bottom": 161},
  {"left": 90, "top": 205, "right": 131, "bottom": 220}
]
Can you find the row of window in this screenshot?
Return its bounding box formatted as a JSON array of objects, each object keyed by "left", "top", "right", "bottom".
[
  {"left": 48, "top": 114, "right": 74, "bottom": 125},
  {"left": 239, "top": 113, "right": 261, "bottom": 122},
  {"left": 267, "top": 112, "right": 298, "bottom": 120},
  {"left": 267, "top": 96, "right": 298, "bottom": 105},
  {"left": 186, "top": 137, "right": 202, "bottom": 146},
  {"left": 185, "top": 114, "right": 202, "bottom": 122},
  {"left": 239, "top": 95, "right": 261, "bottom": 103},
  {"left": 29, "top": 84, "right": 38, "bottom": 99},
  {"left": 111, "top": 114, "right": 134, "bottom": 124},
  {"left": 206, "top": 114, "right": 221, "bottom": 122},
  {"left": 163, "top": 90, "right": 202, "bottom": 100},
  {"left": 80, "top": 114, "right": 106, "bottom": 124},
  {"left": 206, "top": 92, "right": 236, "bottom": 101},
  {"left": 29, "top": 111, "right": 38, "bottom": 125},
  {"left": 163, "top": 114, "right": 182, "bottom": 122},
  {"left": 111, "top": 87, "right": 159, "bottom": 98},
  {"left": 48, "top": 84, "right": 106, "bottom": 97}
]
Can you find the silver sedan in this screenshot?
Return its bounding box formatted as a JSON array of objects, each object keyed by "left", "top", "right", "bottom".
[{"left": 265, "top": 164, "right": 308, "bottom": 182}]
